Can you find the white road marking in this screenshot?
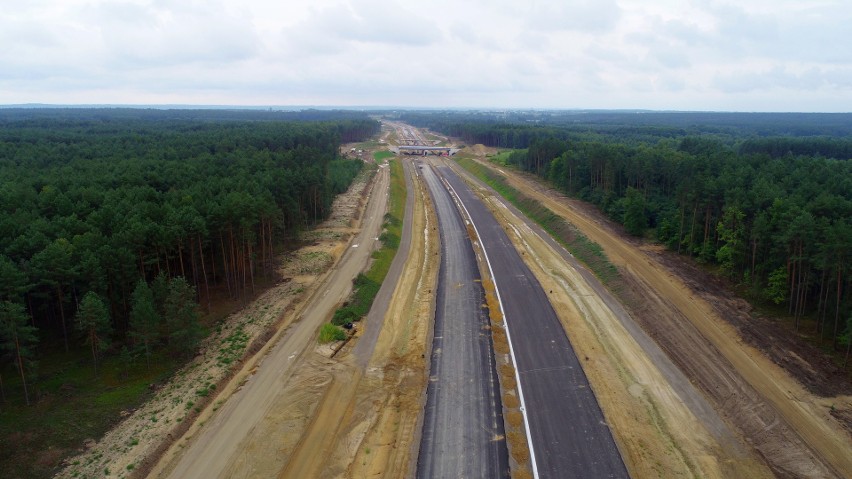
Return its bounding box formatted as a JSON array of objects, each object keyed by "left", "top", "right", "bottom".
[{"left": 443, "top": 177, "right": 541, "bottom": 479}]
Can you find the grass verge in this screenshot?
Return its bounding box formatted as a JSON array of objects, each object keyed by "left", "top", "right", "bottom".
[
  {"left": 324, "top": 158, "right": 406, "bottom": 336},
  {"left": 455, "top": 156, "right": 618, "bottom": 286},
  {"left": 373, "top": 150, "right": 394, "bottom": 162},
  {"left": 0, "top": 346, "right": 178, "bottom": 479}
]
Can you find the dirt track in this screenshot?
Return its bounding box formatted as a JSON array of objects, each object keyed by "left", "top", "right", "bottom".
[
  {"left": 153, "top": 136, "right": 437, "bottom": 478},
  {"left": 147, "top": 157, "right": 392, "bottom": 478},
  {"left": 461, "top": 151, "right": 852, "bottom": 478}
]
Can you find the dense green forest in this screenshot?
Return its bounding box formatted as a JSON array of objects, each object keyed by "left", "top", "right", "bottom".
[
  {"left": 0, "top": 109, "right": 379, "bottom": 404},
  {"left": 402, "top": 111, "right": 852, "bottom": 358}
]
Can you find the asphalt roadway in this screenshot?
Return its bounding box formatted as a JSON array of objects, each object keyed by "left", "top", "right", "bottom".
[
  {"left": 437, "top": 164, "right": 629, "bottom": 479},
  {"left": 417, "top": 161, "right": 510, "bottom": 479}
]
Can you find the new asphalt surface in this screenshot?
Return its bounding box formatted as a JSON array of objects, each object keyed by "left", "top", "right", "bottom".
[
  {"left": 437, "top": 164, "right": 629, "bottom": 479},
  {"left": 416, "top": 161, "right": 509, "bottom": 479}
]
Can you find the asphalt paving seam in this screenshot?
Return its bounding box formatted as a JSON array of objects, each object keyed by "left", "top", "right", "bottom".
[
  {"left": 441, "top": 174, "right": 541, "bottom": 479},
  {"left": 416, "top": 163, "right": 509, "bottom": 478},
  {"left": 438, "top": 164, "right": 629, "bottom": 478}
]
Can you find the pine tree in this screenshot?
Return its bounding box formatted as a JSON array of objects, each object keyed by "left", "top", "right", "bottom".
[
  {"left": 164, "top": 277, "right": 202, "bottom": 357},
  {"left": 0, "top": 301, "right": 38, "bottom": 405},
  {"left": 129, "top": 280, "right": 160, "bottom": 369},
  {"left": 623, "top": 187, "right": 648, "bottom": 236},
  {"left": 75, "top": 292, "right": 112, "bottom": 374}
]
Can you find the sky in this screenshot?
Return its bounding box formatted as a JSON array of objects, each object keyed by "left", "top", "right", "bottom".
[{"left": 1, "top": 0, "right": 851, "bottom": 112}]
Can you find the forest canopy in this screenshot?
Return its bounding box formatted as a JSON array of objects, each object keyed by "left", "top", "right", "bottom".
[{"left": 0, "top": 109, "right": 379, "bottom": 402}]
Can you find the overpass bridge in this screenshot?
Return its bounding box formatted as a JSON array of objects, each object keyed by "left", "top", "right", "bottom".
[{"left": 396, "top": 145, "right": 453, "bottom": 156}]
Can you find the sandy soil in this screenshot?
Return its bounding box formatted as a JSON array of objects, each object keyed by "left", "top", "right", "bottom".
[
  {"left": 224, "top": 156, "right": 436, "bottom": 479},
  {"left": 458, "top": 149, "right": 852, "bottom": 478}
]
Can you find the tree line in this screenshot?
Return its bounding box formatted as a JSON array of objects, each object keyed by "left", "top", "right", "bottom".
[
  {"left": 0, "top": 111, "right": 379, "bottom": 403},
  {"left": 408, "top": 112, "right": 852, "bottom": 361},
  {"left": 398, "top": 110, "right": 852, "bottom": 139}
]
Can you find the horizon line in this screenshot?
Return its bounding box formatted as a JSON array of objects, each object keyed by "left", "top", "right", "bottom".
[{"left": 2, "top": 103, "right": 851, "bottom": 114}]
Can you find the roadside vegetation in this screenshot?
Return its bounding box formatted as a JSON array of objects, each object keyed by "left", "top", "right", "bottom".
[
  {"left": 0, "top": 109, "right": 379, "bottom": 478},
  {"left": 373, "top": 150, "right": 394, "bottom": 163},
  {"left": 318, "top": 323, "right": 347, "bottom": 343},
  {"left": 409, "top": 110, "right": 852, "bottom": 366},
  {"left": 456, "top": 155, "right": 618, "bottom": 286},
  {"left": 322, "top": 157, "right": 406, "bottom": 341}
]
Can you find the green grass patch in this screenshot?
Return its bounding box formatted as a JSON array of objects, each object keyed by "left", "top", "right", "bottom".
[
  {"left": 318, "top": 324, "right": 347, "bottom": 343},
  {"left": 323, "top": 159, "right": 406, "bottom": 339},
  {"left": 373, "top": 150, "right": 394, "bottom": 162},
  {"left": 0, "top": 346, "right": 178, "bottom": 479},
  {"left": 455, "top": 156, "right": 619, "bottom": 286},
  {"left": 490, "top": 150, "right": 513, "bottom": 165},
  {"left": 216, "top": 327, "right": 250, "bottom": 367}
]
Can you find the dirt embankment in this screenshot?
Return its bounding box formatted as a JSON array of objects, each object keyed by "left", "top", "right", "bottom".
[
  {"left": 462, "top": 153, "right": 852, "bottom": 478},
  {"left": 273, "top": 159, "right": 438, "bottom": 479},
  {"left": 149, "top": 151, "right": 435, "bottom": 479}
]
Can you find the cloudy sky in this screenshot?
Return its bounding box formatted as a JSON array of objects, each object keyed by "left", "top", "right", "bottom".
[{"left": 2, "top": 0, "right": 851, "bottom": 111}]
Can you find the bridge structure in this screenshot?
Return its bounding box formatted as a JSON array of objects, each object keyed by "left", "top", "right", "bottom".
[{"left": 397, "top": 145, "right": 453, "bottom": 156}]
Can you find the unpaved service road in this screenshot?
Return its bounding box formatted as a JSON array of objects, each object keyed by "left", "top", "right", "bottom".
[{"left": 153, "top": 164, "right": 390, "bottom": 479}]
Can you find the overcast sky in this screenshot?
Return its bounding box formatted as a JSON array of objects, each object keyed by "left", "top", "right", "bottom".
[{"left": 2, "top": 0, "right": 851, "bottom": 111}]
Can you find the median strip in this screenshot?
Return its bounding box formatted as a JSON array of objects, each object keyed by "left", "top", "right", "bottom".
[{"left": 320, "top": 158, "right": 406, "bottom": 342}]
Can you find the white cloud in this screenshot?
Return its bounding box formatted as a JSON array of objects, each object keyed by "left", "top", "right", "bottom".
[
  {"left": 525, "top": 0, "right": 622, "bottom": 33},
  {"left": 89, "top": 1, "right": 260, "bottom": 68},
  {"left": 0, "top": 0, "right": 850, "bottom": 110}
]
